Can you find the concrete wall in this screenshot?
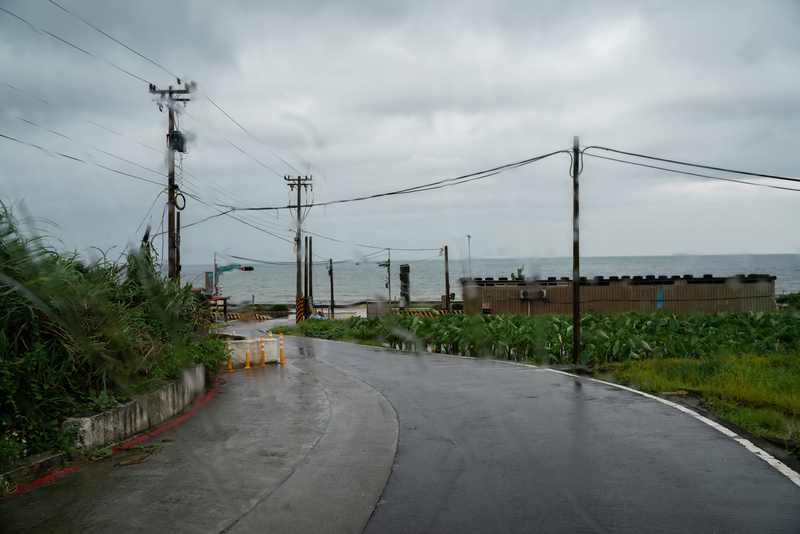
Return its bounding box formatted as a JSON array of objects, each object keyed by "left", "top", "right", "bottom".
[
  {"left": 463, "top": 274, "right": 777, "bottom": 315},
  {"left": 61, "top": 364, "right": 206, "bottom": 451}
]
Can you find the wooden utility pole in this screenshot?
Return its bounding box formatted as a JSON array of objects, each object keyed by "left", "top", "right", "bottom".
[
  {"left": 285, "top": 175, "right": 313, "bottom": 322},
  {"left": 444, "top": 246, "right": 451, "bottom": 313},
  {"left": 572, "top": 136, "right": 581, "bottom": 364},
  {"left": 378, "top": 250, "right": 391, "bottom": 307},
  {"left": 149, "top": 81, "right": 192, "bottom": 281},
  {"left": 328, "top": 259, "right": 334, "bottom": 319}
]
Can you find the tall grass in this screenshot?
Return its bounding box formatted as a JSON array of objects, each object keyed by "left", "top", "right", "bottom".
[{"left": 0, "top": 204, "right": 227, "bottom": 469}]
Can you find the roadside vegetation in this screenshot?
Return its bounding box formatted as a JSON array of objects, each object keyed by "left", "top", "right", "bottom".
[
  {"left": 277, "top": 309, "right": 800, "bottom": 452},
  {"left": 0, "top": 205, "right": 228, "bottom": 471}
]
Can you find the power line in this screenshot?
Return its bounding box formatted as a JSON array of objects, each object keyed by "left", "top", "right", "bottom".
[
  {"left": 178, "top": 179, "right": 294, "bottom": 235},
  {"left": 0, "top": 107, "right": 166, "bottom": 178},
  {"left": 302, "top": 229, "right": 442, "bottom": 251},
  {"left": 228, "top": 248, "right": 388, "bottom": 266},
  {"left": 199, "top": 91, "right": 301, "bottom": 175},
  {"left": 0, "top": 7, "right": 152, "bottom": 85},
  {"left": 227, "top": 149, "right": 566, "bottom": 212},
  {"left": 583, "top": 146, "right": 800, "bottom": 184},
  {"left": 1, "top": 80, "right": 163, "bottom": 154},
  {"left": 583, "top": 153, "right": 800, "bottom": 193},
  {"left": 47, "top": 0, "right": 180, "bottom": 80},
  {"left": 182, "top": 109, "right": 283, "bottom": 177},
  {"left": 38, "top": 1, "right": 300, "bottom": 176},
  {"left": 0, "top": 132, "right": 163, "bottom": 187}
]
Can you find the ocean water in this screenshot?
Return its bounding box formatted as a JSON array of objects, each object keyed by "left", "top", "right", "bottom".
[{"left": 180, "top": 255, "right": 800, "bottom": 306}]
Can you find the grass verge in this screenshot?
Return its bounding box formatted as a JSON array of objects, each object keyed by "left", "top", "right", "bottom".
[{"left": 599, "top": 353, "right": 800, "bottom": 453}]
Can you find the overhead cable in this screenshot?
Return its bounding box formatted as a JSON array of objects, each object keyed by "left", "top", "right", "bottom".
[
  {"left": 199, "top": 91, "right": 301, "bottom": 175},
  {"left": 1, "top": 108, "right": 166, "bottom": 178},
  {"left": 39, "top": 1, "right": 300, "bottom": 176},
  {"left": 303, "top": 230, "right": 441, "bottom": 251},
  {"left": 0, "top": 7, "right": 152, "bottom": 85},
  {"left": 182, "top": 110, "right": 283, "bottom": 177},
  {"left": 583, "top": 153, "right": 800, "bottom": 193},
  {"left": 47, "top": 0, "right": 180, "bottom": 80},
  {"left": 228, "top": 149, "right": 566, "bottom": 211},
  {"left": 0, "top": 132, "right": 163, "bottom": 187},
  {"left": 583, "top": 146, "right": 800, "bottom": 184},
  {"left": 1, "top": 81, "right": 162, "bottom": 153}
]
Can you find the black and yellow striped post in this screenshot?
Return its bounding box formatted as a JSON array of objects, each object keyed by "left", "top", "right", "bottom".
[{"left": 296, "top": 295, "right": 304, "bottom": 323}]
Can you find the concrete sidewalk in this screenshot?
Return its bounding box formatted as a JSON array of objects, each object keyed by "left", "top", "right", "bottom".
[{"left": 0, "top": 338, "right": 398, "bottom": 534}]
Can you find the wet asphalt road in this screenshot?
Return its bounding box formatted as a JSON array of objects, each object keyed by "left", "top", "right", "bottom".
[
  {"left": 292, "top": 337, "right": 800, "bottom": 533},
  {"left": 3, "top": 332, "right": 799, "bottom": 533}
]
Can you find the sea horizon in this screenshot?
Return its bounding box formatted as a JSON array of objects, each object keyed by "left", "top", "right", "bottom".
[{"left": 177, "top": 253, "right": 800, "bottom": 306}]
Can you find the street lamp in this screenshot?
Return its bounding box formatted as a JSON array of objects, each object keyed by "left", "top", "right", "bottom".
[{"left": 467, "top": 235, "right": 472, "bottom": 278}]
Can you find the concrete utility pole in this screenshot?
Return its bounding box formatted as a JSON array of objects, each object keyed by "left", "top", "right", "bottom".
[
  {"left": 149, "top": 81, "right": 193, "bottom": 281},
  {"left": 444, "top": 246, "right": 451, "bottom": 313},
  {"left": 309, "top": 236, "right": 313, "bottom": 311},
  {"left": 572, "top": 136, "right": 581, "bottom": 364},
  {"left": 304, "top": 235, "right": 309, "bottom": 317},
  {"left": 388, "top": 249, "right": 391, "bottom": 306},
  {"left": 285, "top": 175, "right": 313, "bottom": 322}
]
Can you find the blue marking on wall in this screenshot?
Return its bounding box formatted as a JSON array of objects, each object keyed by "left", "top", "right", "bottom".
[{"left": 657, "top": 288, "right": 663, "bottom": 309}]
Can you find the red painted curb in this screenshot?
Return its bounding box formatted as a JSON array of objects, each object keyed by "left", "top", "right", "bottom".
[{"left": 2, "top": 374, "right": 225, "bottom": 499}]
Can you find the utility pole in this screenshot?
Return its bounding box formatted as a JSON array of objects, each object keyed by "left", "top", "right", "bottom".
[
  {"left": 444, "top": 246, "right": 451, "bottom": 313},
  {"left": 309, "top": 236, "right": 314, "bottom": 311},
  {"left": 214, "top": 252, "right": 218, "bottom": 296},
  {"left": 285, "top": 175, "right": 313, "bottom": 322},
  {"left": 572, "top": 136, "right": 581, "bottom": 364},
  {"left": 388, "top": 248, "right": 391, "bottom": 306},
  {"left": 176, "top": 211, "right": 181, "bottom": 277},
  {"left": 149, "top": 81, "right": 193, "bottom": 281},
  {"left": 467, "top": 235, "right": 472, "bottom": 278},
  {"left": 378, "top": 250, "right": 391, "bottom": 308},
  {"left": 304, "top": 235, "right": 309, "bottom": 318},
  {"left": 328, "top": 259, "right": 334, "bottom": 318}
]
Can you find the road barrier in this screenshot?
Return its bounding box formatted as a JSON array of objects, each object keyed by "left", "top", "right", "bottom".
[
  {"left": 226, "top": 337, "right": 279, "bottom": 369},
  {"left": 260, "top": 335, "right": 266, "bottom": 366},
  {"left": 396, "top": 310, "right": 464, "bottom": 317},
  {"left": 212, "top": 311, "right": 273, "bottom": 322}
]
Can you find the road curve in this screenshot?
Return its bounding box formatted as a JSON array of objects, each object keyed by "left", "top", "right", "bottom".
[{"left": 293, "top": 336, "right": 800, "bottom": 533}]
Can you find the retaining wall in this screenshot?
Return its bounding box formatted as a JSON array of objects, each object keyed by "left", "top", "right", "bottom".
[{"left": 61, "top": 364, "right": 206, "bottom": 451}]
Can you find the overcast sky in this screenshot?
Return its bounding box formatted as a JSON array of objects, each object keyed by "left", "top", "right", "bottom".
[{"left": 1, "top": 0, "right": 799, "bottom": 268}]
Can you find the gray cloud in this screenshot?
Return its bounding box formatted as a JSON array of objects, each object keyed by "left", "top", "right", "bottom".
[{"left": 0, "top": 0, "right": 798, "bottom": 267}]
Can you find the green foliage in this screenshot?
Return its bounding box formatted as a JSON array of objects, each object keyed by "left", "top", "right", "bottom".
[
  {"left": 284, "top": 310, "right": 800, "bottom": 366},
  {"left": 777, "top": 292, "right": 800, "bottom": 309},
  {"left": 0, "top": 203, "right": 228, "bottom": 468},
  {"left": 267, "top": 303, "right": 290, "bottom": 312},
  {"left": 0, "top": 433, "right": 26, "bottom": 471}
]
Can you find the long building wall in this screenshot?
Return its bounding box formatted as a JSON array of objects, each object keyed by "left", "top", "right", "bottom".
[{"left": 462, "top": 275, "right": 776, "bottom": 315}]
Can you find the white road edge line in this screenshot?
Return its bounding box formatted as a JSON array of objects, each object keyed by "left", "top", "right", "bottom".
[
  {"left": 310, "top": 340, "right": 800, "bottom": 489},
  {"left": 545, "top": 367, "right": 800, "bottom": 489}
]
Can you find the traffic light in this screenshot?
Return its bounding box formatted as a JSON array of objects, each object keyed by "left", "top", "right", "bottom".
[{"left": 241, "top": 266, "right": 254, "bottom": 271}]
